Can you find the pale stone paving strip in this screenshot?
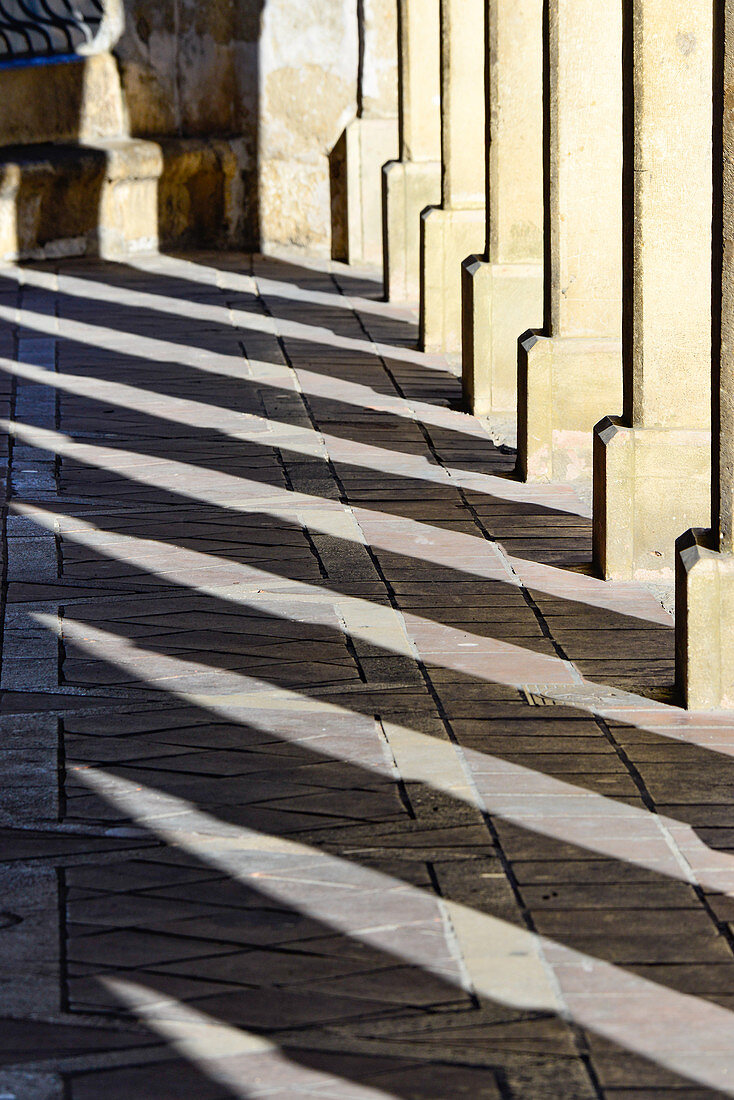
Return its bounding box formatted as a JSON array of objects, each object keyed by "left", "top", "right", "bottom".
[{"left": 1, "top": 251, "right": 734, "bottom": 1098}]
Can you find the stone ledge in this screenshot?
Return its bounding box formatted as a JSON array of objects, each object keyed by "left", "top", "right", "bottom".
[
  {"left": 0, "top": 135, "right": 250, "bottom": 261},
  {"left": 156, "top": 135, "right": 249, "bottom": 252},
  {"left": 0, "top": 139, "right": 162, "bottom": 261}
]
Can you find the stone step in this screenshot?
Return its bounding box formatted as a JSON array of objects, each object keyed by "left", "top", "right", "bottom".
[{"left": 0, "top": 134, "right": 250, "bottom": 261}]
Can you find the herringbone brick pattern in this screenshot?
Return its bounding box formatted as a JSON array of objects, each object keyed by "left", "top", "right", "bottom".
[{"left": 0, "top": 253, "right": 732, "bottom": 1099}]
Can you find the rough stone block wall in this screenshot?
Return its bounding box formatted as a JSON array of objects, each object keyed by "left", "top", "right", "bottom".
[{"left": 114, "top": 0, "right": 361, "bottom": 254}]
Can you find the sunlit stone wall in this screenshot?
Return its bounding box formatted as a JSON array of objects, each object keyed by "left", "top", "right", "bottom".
[{"left": 259, "top": 0, "right": 358, "bottom": 252}]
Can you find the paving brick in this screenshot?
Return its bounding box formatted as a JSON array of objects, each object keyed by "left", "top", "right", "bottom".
[{"left": 0, "top": 253, "right": 731, "bottom": 1098}]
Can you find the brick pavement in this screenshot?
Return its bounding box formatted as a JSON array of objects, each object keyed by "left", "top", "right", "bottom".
[{"left": 0, "top": 252, "right": 733, "bottom": 1097}]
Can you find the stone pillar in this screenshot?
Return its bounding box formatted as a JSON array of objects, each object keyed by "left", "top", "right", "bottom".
[
  {"left": 382, "top": 0, "right": 442, "bottom": 301},
  {"left": 516, "top": 0, "right": 623, "bottom": 485},
  {"left": 344, "top": 0, "right": 400, "bottom": 266},
  {"left": 676, "top": 1, "right": 734, "bottom": 709},
  {"left": 260, "top": 0, "right": 360, "bottom": 255},
  {"left": 593, "top": 0, "right": 712, "bottom": 582},
  {"left": 419, "top": 0, "right": 486, "bottom": 356},
  {"left": 462, "top": 0, "right": 544, "bottom": 416}
]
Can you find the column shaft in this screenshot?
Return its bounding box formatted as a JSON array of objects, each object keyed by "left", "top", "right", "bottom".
[
  {"left": 676, "top": 0, "right": 734, "bottom": 708},
  {"left": 419, "top": 0, "right": 485, "bottom": 356},
  {"left": 594, "top": 0, "right": 712, "bottom": 581},
  {"left": 400, "top": 0, "right": 441, "bottom": 162},
  {"left": 517, "top": 0, "right": 623, "bottom": 486},
  {"left": 440, "top": 0, "right": 485, "bottom": 209},
  {"left": 382, "top": 0, "right": 442, "bottom": 301},
  {"left": 626, "top": 4, "right": 712, "bottom": 430},
  {"left": 721, "top": 0, "right": 734, "bottom": 556},
  {"left": 344, "top": 0, "right": 400, "bottom": 266},
  {"left": 462, "top": 0, "right": 544, "bottom": 416},
  {"left": 361, "top": 0, "right": 400, "bottom": 122},
  {"left": 488, "top": 0, "right": 543, "bottom": 267}
]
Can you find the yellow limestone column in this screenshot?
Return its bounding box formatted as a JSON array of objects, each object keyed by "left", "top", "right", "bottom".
[
  {"left": 382, "top": 0, "right": 442, "bottom": 302},
  {"left": 419, "top": 0, "right": 486, "bottom": 356},
  {"left": 517, "top": 0, "right": 623, "bottom": 486},
  {"left": 462, "top": 0, "right": 544, "bottom": 416},
  {"left": 677, "top": 0, "right": 734, "bottom": 709},
  {"left": 593, "top": 0, "right": 712, "bottom": 582},
  {"left": 345, "top": 0, "right": 399, "bottom": 266}
]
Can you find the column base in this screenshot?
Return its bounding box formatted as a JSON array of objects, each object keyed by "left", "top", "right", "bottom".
[
  {"left": 517, "top": 334, "right": 622, "bottom": 486},
  {"left": 461, "top": 256, "right": 543, "bottom": 415},
  {"left": 344, "top": 117, "right": 399, "bottom": 266},
  {"left": 675, "top": 528, "right": 734, "bottom": 709},
  {"left": 382, "top": 159, "right": 441, "bottom": 302},
  {"left": 419, "top": 205, "right": 485, "bottom": 357},
  {"left": 593, "top": 419, "right": 711, "bottom": 581}
]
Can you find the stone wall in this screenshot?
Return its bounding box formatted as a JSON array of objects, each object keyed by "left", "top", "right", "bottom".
[
  {"left": 114, "top": 0, "right": 361, "bottom": 254},
  {"left": 0, "top": 0, "right": 392, "bottom": 255},
  {"left": 259, "top": 0, "right": 359, "bottom": 253}
]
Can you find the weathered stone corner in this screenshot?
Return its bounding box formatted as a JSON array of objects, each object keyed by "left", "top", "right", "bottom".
[
  {"left": 419, "top": 205, "right": 485, "bottom": 357},
  {"left": 593, "top": 420, "right": 711, "bottom": 582},
  {"left": 383, "top": 159, "right": 442, "bottom": 302},
  {"left": 517, "top": 335, "right": 622, "bottom": 487},
  {"left": 462, "top": 257, "right": 543, "bottom": 416}
]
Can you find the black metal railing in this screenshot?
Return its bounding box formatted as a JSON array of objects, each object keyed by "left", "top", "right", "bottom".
[{"left": 0, "top": 0, "right": 105, "bottom": 65}]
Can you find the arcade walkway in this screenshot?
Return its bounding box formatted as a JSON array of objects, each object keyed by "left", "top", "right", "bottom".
[{"left": 1, "top": 253, "right": 734, "bottom": 1099}]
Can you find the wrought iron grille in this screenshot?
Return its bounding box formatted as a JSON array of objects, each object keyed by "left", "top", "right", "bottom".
[{"left": 0, "top": 0, "right": 106, "bottom": 65}]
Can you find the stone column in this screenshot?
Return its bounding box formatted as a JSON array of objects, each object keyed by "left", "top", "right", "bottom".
[
  {"left": 461, "top": 0, "right": 544, "bottom": 416},
  {"left": 382, "top": 0, "right": 442, "bottom": 301},
  {"left": 593, "top": 0, "right": 713, "bottom": 582},
  {"left": 677, "top": 0, "right": 734, "bottom": 709},
  {"left": 419, "top": 0, "right": 486, "bottom": 356},
  {"left": 516, "top": 0, "right": 623, "bottom": 486},
  {"left": 344, "top": 0, "right": 400, "bottom": 266}
]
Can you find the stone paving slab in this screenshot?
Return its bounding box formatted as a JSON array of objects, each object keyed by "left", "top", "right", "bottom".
[{"left": 0, "top": 252, "right": 733, "bottom": 1098}]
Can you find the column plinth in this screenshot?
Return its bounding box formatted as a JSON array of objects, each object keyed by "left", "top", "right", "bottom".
[
  {"left": 594, "top": 419, "right": 711, "bottom": 583},
  {"left": 345, "top": 118, "right": 399, "bottom": 267},
  {"left": 383, "top": 159, "right": 441, "bottom": 302},
  {"left": 518, "top": 336, "right": 622, "bottom": 483},
  {"left": 420, "top": 205, "right": 485, "bottom": 357},
  {"left": 675, "top": 531, "right": 734, "bottom": 710},
  {"left": 463, "top": 259, "right": 543, "bottom": 415}
]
